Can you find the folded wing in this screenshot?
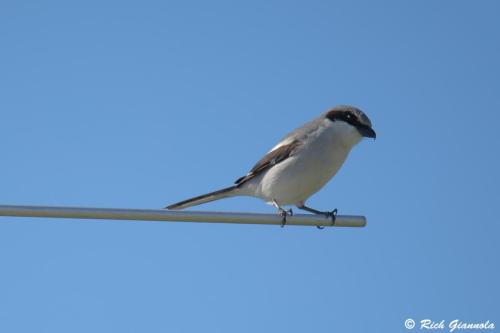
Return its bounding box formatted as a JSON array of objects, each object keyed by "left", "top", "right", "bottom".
[{"left": 235, "top": 140, "right": 302, "bottom": 186}]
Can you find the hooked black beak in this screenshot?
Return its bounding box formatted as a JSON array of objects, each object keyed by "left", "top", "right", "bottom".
[{"left": 357, "top": 126, "right": 376, "bottom": 139}]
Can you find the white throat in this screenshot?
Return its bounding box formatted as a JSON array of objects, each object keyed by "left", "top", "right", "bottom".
[{"left": 327, "top": 119, "right": 363, "bottom": 149}]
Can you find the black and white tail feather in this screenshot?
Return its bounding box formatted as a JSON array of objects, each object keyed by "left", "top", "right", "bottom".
[{"left": 165, "top": 185, "right": 239, "bottom": 210}]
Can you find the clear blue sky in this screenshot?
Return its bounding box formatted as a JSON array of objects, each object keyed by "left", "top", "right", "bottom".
[{"left": 1, "top": 1, "right": 499, "bottom": 332}]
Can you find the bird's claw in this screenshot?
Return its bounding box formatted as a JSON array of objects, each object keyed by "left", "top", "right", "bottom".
[
  {"left": 316, "top": 208, "right": 338, "bottom": 229},
  {"left": 278, "top": 208, "right": 293, "bottom": 228},
  {"left": 326, "top": 208, "right": 338, "bottom": 224}
]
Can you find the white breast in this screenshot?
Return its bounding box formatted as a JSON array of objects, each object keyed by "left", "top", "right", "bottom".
[{"left": 243, "top": 119, "right": 363, "bottom": 206}]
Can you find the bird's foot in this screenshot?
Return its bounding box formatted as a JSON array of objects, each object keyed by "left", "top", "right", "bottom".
[
  {"left": 316, "top": 209, "right": 337, "bottom": 229},
  {"left": 278, "top": 208, "right": 293, "bottom": 228}
]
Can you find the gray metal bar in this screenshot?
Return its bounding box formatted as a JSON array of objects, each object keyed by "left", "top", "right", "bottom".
[{"left": 0, "top": 205, "right": 366, "bottom": 228}]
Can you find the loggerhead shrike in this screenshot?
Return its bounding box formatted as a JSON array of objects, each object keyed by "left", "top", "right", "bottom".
[{"left": 166, "top": 105, "right": 376, "bottom": 226}]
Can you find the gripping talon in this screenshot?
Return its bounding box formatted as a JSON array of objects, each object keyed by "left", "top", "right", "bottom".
[
  {"left": 297, "top": 204, "right": 338, "bottom": 229},
  {"left": 278, "top": 208, "right": 293, "bottom": 228},
  {"left": 316, "top": 209, "right": 338, "bottom": 229},
  {"left": 328, "top": 209, "right": 338, "bottom": 225},
  {"left": 279, "top": 209, "right": 286, "bottom": 227}
]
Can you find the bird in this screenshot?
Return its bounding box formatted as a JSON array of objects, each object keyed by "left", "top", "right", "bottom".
[{"left": 166, "top": 105, "right": 376, "bottom": 226}]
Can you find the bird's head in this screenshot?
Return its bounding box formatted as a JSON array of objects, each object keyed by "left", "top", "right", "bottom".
[{"left": 325, "top": 105, "right": 376, "bottom": 139}]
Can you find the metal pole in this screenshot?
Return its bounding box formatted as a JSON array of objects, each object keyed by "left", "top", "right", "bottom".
[{"left": 0, "top": 204, "right": 366, "bottom": 228}]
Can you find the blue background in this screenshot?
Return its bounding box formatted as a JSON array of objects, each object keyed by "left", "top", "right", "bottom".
[{"left": 1, "top": 1, "right": 499, "bottom": 332}]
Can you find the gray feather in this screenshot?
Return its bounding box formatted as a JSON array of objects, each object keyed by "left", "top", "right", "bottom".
[{"left": 166, "top": 185, "right": 238, "bottom": 210}]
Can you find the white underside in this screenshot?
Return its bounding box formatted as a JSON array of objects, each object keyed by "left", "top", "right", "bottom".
[{"left": 238, "top": 119, "right": 363, "bottom": 206}]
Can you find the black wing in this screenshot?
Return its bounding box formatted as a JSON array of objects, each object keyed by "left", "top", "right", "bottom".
[{"left": 235, "top": 140, "right": 302, "bottom": 186}]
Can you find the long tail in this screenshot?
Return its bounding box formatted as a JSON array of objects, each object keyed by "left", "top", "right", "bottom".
[{"left": 165, "top": 185, "right": 239, "bottom": 210}]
